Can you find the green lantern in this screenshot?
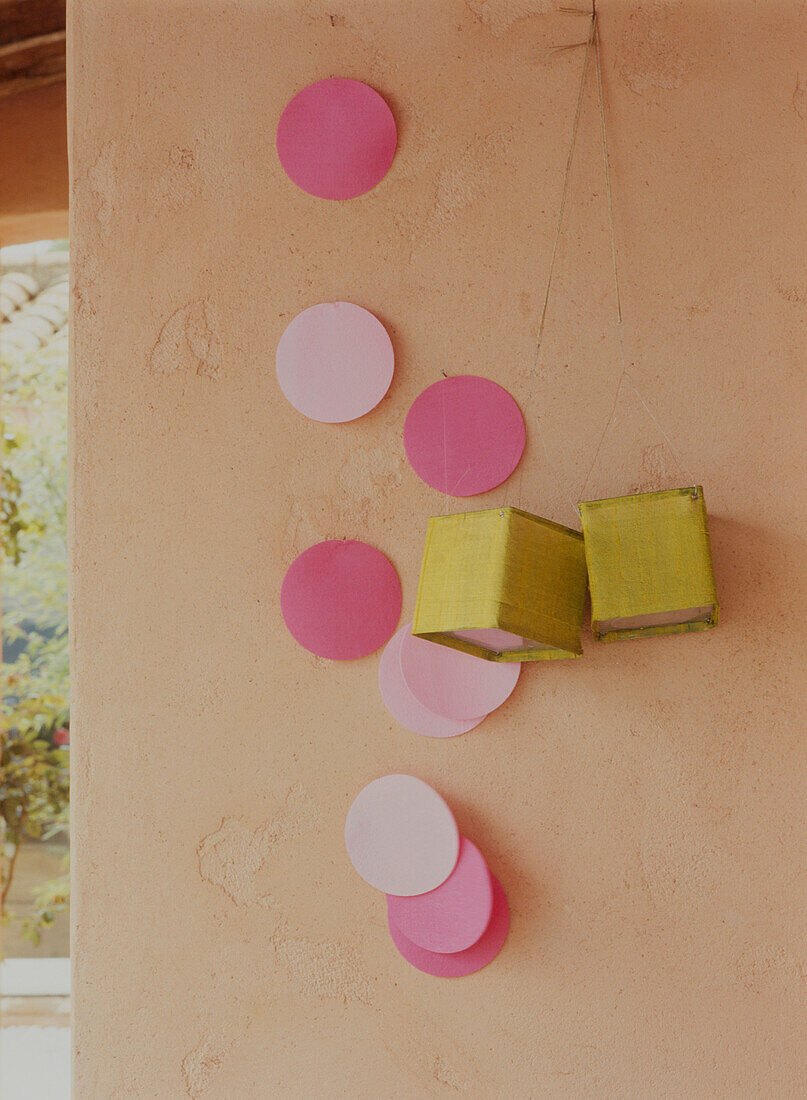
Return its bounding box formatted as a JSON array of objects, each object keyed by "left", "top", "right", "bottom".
[
  {"left": 412, "top": 507, "right": 587, "bottom": 662},
  {"left": 579, "top": 486, "right": 718, "bottom": 642}
]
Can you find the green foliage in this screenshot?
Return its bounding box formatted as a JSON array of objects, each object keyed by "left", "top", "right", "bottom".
[
  {"left": 2, "top": 302, "right": 70, "bottom": 942},
  {"left": 2, "top": 427, "right": 46, "bottom": 566},
  {"left": 1, "top": 721, "right": 70, "bottom": 912},
  {"left": 21, "top": 863, "right": 70, "bottom": 946},
  {"left": 1, "top": 733, "right": 69, "bottom": 843}
]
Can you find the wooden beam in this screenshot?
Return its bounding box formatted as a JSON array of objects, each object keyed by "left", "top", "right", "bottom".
[
  {"left": 0, "top": 29, "right": 65, "bottom": 98},
  {"left": 0, "top": 0, "right": 66, "bottom": 48}
]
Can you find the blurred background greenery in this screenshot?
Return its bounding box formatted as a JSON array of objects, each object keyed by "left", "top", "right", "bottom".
[{"left": 2, "top": 241, "right": 70, "bottom": 955}]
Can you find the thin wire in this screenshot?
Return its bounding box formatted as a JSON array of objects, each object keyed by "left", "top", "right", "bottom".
[
  {"left": 578, "top": 20, "right": 696, "bottom": 500},
  {"left": 514, "top": 14, "right": 596, "bottom": 523},
  {"left": 595, "top": 19, "right": 621, "bottom": 327}
]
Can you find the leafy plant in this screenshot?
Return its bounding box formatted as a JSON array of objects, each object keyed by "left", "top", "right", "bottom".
[
  {"left": 2, "top": 427, "right": 45, "bottom": 566},
  {"left": 22, "top": 863, "right": 70, "bottom": 946},
  {"left": 2, "top": 295, "right": 70, "bottom": 944},
  {"left": 1, "top": 718, "right": 70, "bottom": 916}
]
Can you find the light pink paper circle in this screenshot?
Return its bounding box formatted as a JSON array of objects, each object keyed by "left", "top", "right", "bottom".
[
  {"left": 379, "top": 626, "right": 485, "bottom": 738},
  {"left": 276, "top": 78, "right": 397, "bottom": 200},
  {"left": 399, "top": 630, "right": 520, "bottom": 721},
  {"left": 386, "top": 837, "right": 494, "bottom": 953},
  {"left": 345, "top": 775, "right": 460, "bottom": 896},
  {"left": 388, "top": 874, "right": 510, "bottom": 977},
  {"left": 281, "top": 540, "right": 401, "bottom": 660},
  {"left": 276, "top": 303, "right": 394, "bottom": 423},
  {"left": 403, "top": 376, "right": 526, "bottom": 496}
]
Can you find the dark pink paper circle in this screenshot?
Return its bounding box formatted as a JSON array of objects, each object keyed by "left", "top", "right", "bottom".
[
  {"left": 281, "top": 540, "right": 401, "bottom": 659},
  {"left": 276, "top": 78, "right": 397, "bottom": 200},
  {"left": 403, "top": 376, "right": 526, "bottom": 496},
  {"left": 399, "top": 629, "right": 520, "bottom": 721},
  {"left": 388, "top": 874, "right": 510, "bottom": 978},
  {"left": 379, "top": 626, "right": 485, "bottom": 738},
  {"left": 386, "top": 837, "right": 494, "bottom": 954}
]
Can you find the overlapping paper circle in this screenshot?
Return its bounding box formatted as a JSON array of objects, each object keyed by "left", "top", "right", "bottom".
[
  {"left": 344, "top": 775, "right": 459, "bottom": 896},
  {"left": 387, "top": 837, "right": 493, "bottom": 953},
  {"left": 277, "top": 78, "right": 397, "bottom": 200},
  {"left": 399, "top": 629, "right": 520, "bottom": 720},
  {"left": 404, "top": 375, "right": 526, "bottom": 496},
  {"left": 378, "top": 624, "right": 520, "bottom": 735},
  {"left": 388, "top": 874, "right": 510, "bottom": 978},
  {"left": 345, "top": 776, "right": 509, "bottom": 976},
  {"left": 379, "top": 625, "right": 486, "bottom": 738}
]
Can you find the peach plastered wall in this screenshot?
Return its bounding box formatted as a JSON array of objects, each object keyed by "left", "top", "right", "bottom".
[{"left": 69, "top": 1, "right": 807, "bottom": 1096}]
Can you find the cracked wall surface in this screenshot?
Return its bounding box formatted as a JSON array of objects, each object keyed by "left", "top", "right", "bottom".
[{"left": 69, "top": 1, "right": 807, "bottom": 1095}]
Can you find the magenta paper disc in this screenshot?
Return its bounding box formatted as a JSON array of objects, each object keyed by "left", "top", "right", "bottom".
[
  {"left": 281, "top": 540, "right": 401, "bottom": 660},
  {"left": 386, "top": 837, "right": 494, "bottom": 954},
  {"left": 389, "top": 874, "right": 510, "bottom": 977},
  {"left": 403, "top": 376, "right": 526, "bottom": 496},
  {"left": 399, "top": 629, "right": 520, "bottom": 721},
  {"left": 379, "top": 626, "right": 485, "bottom": 738},
  {"left": 345, "top": 775, "right": 460, "bottom": 896},
  {"left": 276, "top": 302, "right": 394, "bottom": 423},
  {"left": 276, "top": 78, "right": 397, "bottom": 200}
]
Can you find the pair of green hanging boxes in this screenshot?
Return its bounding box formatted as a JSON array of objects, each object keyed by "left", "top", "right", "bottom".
[{"left": 412, "top": 487, "right": 718, "bottom": 662}]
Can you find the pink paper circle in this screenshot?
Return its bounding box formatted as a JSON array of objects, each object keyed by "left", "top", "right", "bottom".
[
  {"left": 379, "top": 626, "right": 485, "bottom": 738},
  {"left": 276, "top": 78, "right": 397, "bottom": 200},
  {"left": 281, "top": 540, "right": 401, "bottom": 660},
  {"left": 399, "top": 630, "right": 520, "bottom": 721},
  {"left": 345, "top": 775, "right": 460, "bottom": 896},
  {"left": 403, "top": 376, "right": 526, "bottom": 496},
  {"left": 386, "top": 837, "right": 494, "bottom": 953},
  {"left": 276, "top": 303, "right": 394, "bottom": 423},
  {"left": 388, "top": 874, "right": 510, "bottom": 977}
]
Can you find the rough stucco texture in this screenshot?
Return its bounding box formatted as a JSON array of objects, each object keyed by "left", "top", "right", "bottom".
[{"left": 69, "top": 1, "right": 807, "bottom": 1096}]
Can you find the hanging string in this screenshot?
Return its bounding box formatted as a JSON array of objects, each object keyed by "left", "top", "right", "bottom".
[
  {"left": 514, "top": 14, "right": 596, "bottom": 523},
  {"left": 577, "top": 18, "right": 697, "bottom": 500},
  {"left": 514, "top": 10, "right": 697, "bottom": 521}
]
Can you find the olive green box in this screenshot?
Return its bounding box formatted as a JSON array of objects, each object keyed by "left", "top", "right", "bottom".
[
  {"left": 579, "top": 486, "right": 718, "bottom": 642},
  {"left": 412, "top": 507, "right": 588, "bottom": 662}
]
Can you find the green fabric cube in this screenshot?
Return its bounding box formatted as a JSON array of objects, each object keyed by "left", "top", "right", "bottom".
[
  {"left": 412, "top": 507, "right": 588, "bottom": 662},
  {"left": 579, "top": 486, "right": 718, "bottom": 642}
]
